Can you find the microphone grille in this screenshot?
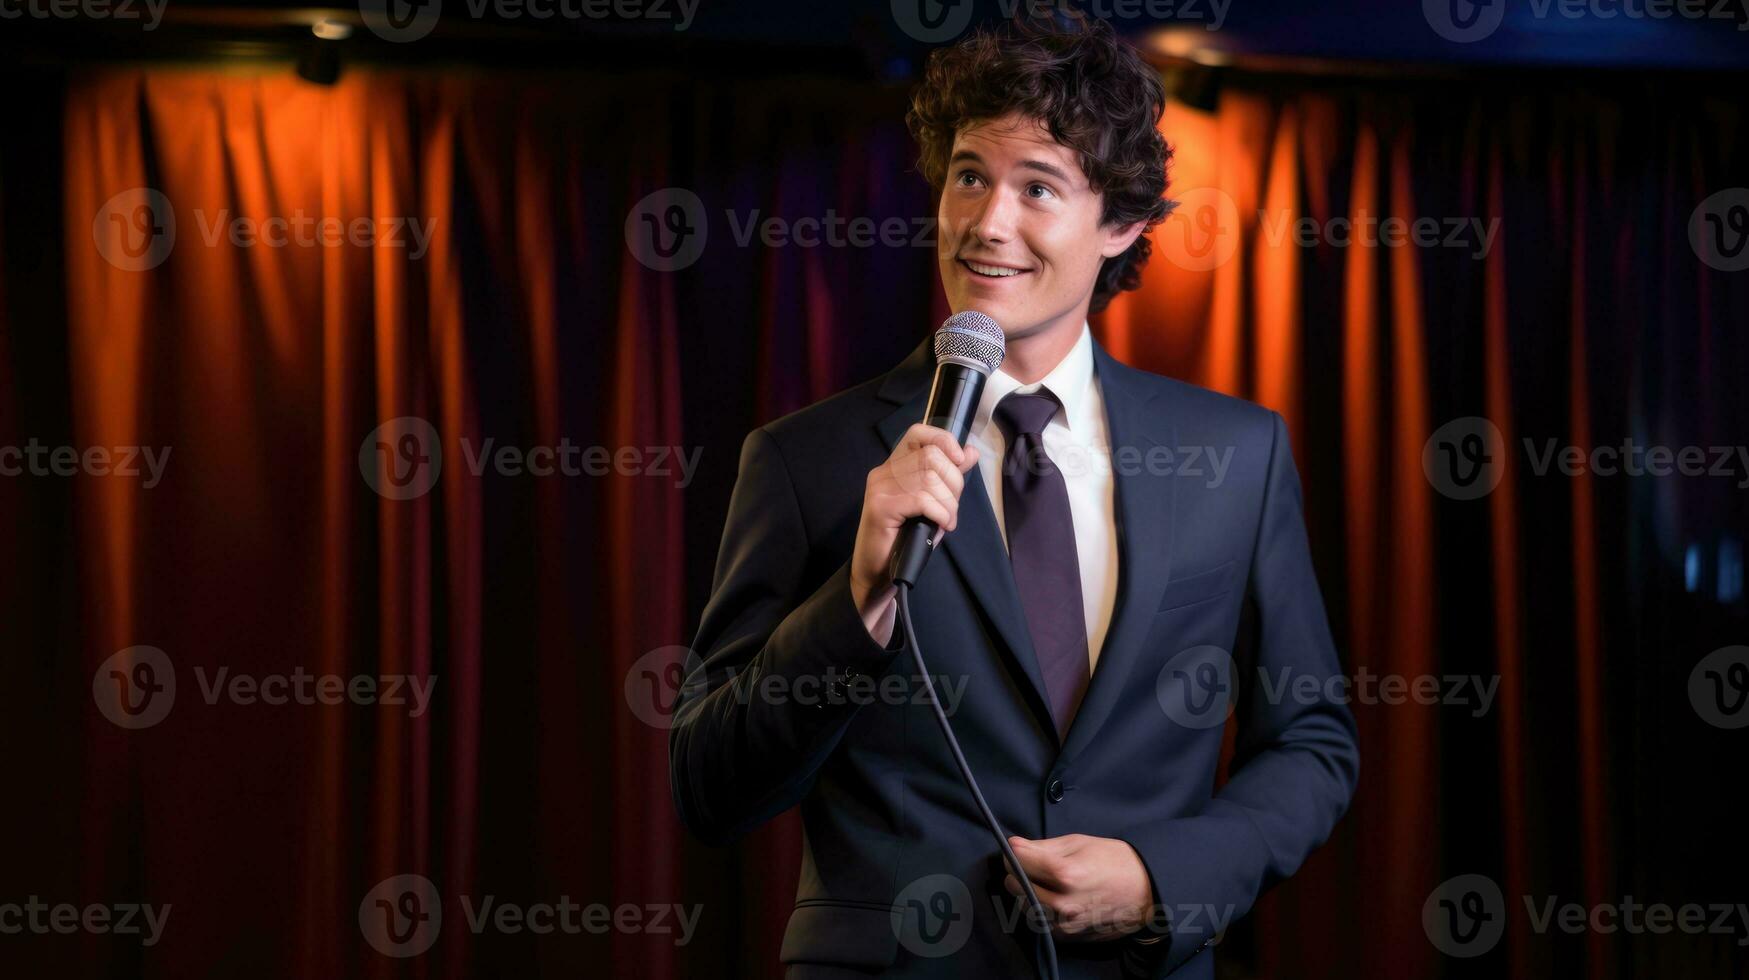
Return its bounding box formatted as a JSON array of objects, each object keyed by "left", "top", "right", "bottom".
[{"left": 933, "top": 311, "right": 1006, "bottom": 374}]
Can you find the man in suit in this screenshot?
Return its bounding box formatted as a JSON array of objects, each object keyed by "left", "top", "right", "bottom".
[{"left": 669, "top": 17, "right": 1358, "bottom": 979}]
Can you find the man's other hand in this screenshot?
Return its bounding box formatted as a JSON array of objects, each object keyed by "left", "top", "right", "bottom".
[{"left": 1002, "top": 834, "right": 1156, "bottom": 941}]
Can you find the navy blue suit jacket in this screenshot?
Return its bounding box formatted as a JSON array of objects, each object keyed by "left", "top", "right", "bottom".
[{"left": 670, "top": 335, "right": 1359, "bottom": 978}]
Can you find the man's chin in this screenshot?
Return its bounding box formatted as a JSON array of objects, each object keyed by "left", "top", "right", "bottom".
[{"left": 946, "top": 297, "right": 1031, "bottom": 334}]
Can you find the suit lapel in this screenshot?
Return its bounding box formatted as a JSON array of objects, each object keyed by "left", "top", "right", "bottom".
[
  {"left": 1060, "top": 341, "right": 1179, "bottom": 764},
  {"left": 875, "top": 339, "right": 1057, "bottom": 741},
  {"left": 872, "top": 334, "right": 1182, "bottom": 757}
]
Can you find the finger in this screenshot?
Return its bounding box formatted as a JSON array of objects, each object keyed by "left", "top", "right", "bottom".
[
  {"left": 881, "top": 455, "right": 951, "bottom": 504},
  {"left": 904, "top": 424, "right": 966, "bottom": 466},
  {"left": 1044, "top": 896, "right": 1105, "bottom": 939},
  {"left": 1019, "top": 834, "right": 1085, "bottom": 863},
  {"left": 924, "top": 447, "right": 966, "bottom": 496},
  {"left": 1055, "top": 902, "right": 1137, "bottom": 942},
  {"left": 958, "top": 442, "right": 980, "bottom": 472},
  {"left": 1007, "top": 840, "right": 1069, "bottom": 892},
  {"left": 898, "top": 444, "right": 964, "bottom": 499},
  {"left": 1003, "top": 874, "right": 1068, "bottom": 903},
  {"left": 906, "top": 493, "right": 953, "bottom": 532},
  {"left": 1003, "top": 875, "right": 1069, "bottom": 921},
  {"left": 891, "top": 459, "right": 957, "bottom": 529},
  {"left": 930, "top": 478, "right": 959, "bottom": 529},
  {"left": 871, "top": 481, "right": 953, "bottom": 533},
  {"left": 887, "top": 449, "right": 952, "bottom": 508}
]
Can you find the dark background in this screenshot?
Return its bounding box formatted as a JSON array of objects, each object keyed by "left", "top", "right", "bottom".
[{"left": 1, "top": 1, "right": 1746, "bottom": 977}]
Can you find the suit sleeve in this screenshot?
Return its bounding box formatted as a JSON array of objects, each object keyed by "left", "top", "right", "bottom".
[
  {"left": 1119, "top": 411, "right": 1361, "bottom": 978},
  {"left": 668, "top": 427, "right": 905, "bottom": 844}
]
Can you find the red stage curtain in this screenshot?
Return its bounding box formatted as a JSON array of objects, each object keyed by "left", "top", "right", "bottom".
[
  {"left": 1104, "top": 83, "right": 1746, "bottom": 980},
  {"left": 4, "top": 63, "right": 1742, "bottom": 979}
]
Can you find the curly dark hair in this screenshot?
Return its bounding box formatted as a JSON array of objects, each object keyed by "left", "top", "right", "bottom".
[{"left": 906, "top": 15, "right": 1175, "bottom": 313}]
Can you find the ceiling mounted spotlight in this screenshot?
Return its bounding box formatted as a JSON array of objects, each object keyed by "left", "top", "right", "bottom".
[
  {"left": 299, "top": 17, "right": 350, "bottom": 85},
  {"left": 312, "top": 19, "right": 353, "bottom": 41}
]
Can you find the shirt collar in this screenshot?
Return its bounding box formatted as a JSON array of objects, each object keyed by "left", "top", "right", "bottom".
[{"left": 974, "top": 320, "right": 1095, "bottom": 436}]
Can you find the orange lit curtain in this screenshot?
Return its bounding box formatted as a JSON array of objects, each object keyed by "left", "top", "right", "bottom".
[
  {"left": 1104, "top": 83, "right": 1748, "bottom": 980},
  {"left": 8, "top": 64, "right": 1745, "bottom": 980},
  {"left": 27, "top": 67, "right": 939, "bottom": 980}
]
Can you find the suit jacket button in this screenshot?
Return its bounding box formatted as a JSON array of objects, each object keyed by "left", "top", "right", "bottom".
[
  {"left": 1046, "top": 778, "right": 1065, "bottom": 803},
  {"left": 823, "top": 671, "right": 859, "bottom": 706}
]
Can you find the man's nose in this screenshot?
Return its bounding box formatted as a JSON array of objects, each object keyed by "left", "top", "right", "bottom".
[{"left": 966, "top": 188, "right": 1019, "bottom": 246}]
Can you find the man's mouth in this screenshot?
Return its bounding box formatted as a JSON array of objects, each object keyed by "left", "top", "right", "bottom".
[{"left": 959, "top": 258, "right": 1032, "bottom": 280}]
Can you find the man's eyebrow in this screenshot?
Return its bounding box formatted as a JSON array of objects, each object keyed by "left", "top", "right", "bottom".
[{"left": 948, "top": 149, "right": 1075, "bottom": 184}]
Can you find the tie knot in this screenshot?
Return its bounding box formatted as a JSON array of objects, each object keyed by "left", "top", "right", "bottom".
[{"left": 995, "top": 389, "right": 1062, "bottom": 440}]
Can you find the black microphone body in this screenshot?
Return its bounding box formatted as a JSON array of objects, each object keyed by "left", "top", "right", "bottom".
[
  {"left": 888, "top": 311, "right": 1006, "bottom": 589},
  {"left": 889, "top": 362, "right": 987, "bottom": 588},
  {"left": 884, "top": 312, "right": 1056, "bottom": 978}
]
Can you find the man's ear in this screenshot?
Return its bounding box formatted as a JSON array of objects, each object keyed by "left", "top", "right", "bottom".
[{"left": 1099, "top": 218, "right": 1147, "bottom": 259}]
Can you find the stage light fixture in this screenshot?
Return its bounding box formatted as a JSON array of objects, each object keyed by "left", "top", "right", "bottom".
[{"left": 312, "top": 19, "right": 353, "bottom": 41}]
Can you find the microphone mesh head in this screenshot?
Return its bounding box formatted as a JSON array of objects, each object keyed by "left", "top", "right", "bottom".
[{"left": 933, "top": 311, "right": 1005, "bottom": 374}]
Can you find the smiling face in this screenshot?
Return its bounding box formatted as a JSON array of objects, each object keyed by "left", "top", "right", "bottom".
[{"left": 937, "top": 113, "right": 1144, "bottom": 343}]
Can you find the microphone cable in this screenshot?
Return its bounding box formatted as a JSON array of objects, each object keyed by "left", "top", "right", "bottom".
[{"left": 895, "top": 582, "right": 1060, "bottom": 980}]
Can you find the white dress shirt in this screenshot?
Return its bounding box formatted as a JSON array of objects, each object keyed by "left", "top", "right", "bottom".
[{"left": 968, "top": 322, "right": 1119, "bottom": 671}]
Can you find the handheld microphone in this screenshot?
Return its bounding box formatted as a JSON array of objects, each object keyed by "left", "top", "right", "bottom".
[
  {"left": 886, "top": 311, "right": 1060, "bottom": 980},
  {"left": 888, "top": 310, "right": 1006, "bottom": 589}
]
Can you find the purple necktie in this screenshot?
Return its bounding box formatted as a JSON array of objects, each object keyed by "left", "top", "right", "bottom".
[{"left": 994, "top": 389, "right": 1089, "bottom": 741}]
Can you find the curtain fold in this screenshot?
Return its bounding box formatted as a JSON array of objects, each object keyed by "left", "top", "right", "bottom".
[
  {"left": 6, "top": 64, "right": 1740, "bottom": 979},
  {"left": 1102, "top": 81, "right": 1745, "bottom": 980}
]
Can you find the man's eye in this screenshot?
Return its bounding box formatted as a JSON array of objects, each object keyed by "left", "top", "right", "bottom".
[
  {"left": 1026, "top": 184, "right": 1056, "bottom": 200},
  {"left": 955, "top": 171, "right": 982, "bottom": 188}
]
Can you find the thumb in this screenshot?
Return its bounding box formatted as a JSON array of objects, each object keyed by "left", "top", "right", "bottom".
[{"left": 1019, "top": 834, "right": 1078, "bottom": 856}]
